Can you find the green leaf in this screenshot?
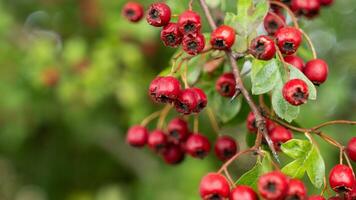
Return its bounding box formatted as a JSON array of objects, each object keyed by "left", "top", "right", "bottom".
[
  {"left": 289, "top": 65, "right": 317, "bottom": 100},
  {"left": 251, "top": 59, "right": 281, "bottom": 95},
  {"left": 209, "top": 90, "right": 242, "bottom": 123},
  {"left": 281, "top": 139, "right": 312, "bottom": 159},
  {"left": 224, "top": 12, "right": 238, "bottom": 28},
  {"left": 246, "top": 133, "right": 257, "bottom": 147},
  {"left": 206, "top": 0, "right": 221, "bottom": 8},
  {"left": 305, "top": 146, "right": 325, "bottom": 188},
  {"left": 281, "top": 159, "right": 306, "bottom": 179}
]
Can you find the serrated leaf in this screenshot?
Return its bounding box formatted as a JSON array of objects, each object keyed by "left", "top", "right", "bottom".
[
  {"left": 209, "top": 90, "right": 242, "bottom": 123},
  {"left": 281, "top": 139, "right": 312, "bottom": 159},
  {"left": 251, "top": 59, "right": 280, "bottom": 95},
  {"left": 289, "top": 65, "right": 317, "bottom": 100}
]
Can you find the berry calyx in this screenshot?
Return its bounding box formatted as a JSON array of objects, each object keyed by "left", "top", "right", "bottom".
[
  {"left": 191, "top": 87, "right": 208, "bottom": 113},
  {"left": 347, "top": 137, "right": 356, "bottom": 162},
  {"left": 303, "top": 59, "right": 329, "bottom": 85},
  {"left": 167, "top": 118, "right": 190, "bottom": 144},
  {"left": 284, "top": 55, "right": 305, "bottom": 71},
  {"left": 249, "top": 35, "right": 276, "bottom": 60},
  {"left": 214, "top": 135, "right": 238, "bottom": 161},
  {"left": 230, "top": 185, "right": 259, "bottom": 200},
  {"left": 246, "top": 112, "right": 257, "bottom": 133},
  {"left": 182, "top": 34, "right": 206, "bottom": 55},
  {"left": 269, "top": 126, "right": 293, "bottom": 151},
  {"left": 162, "top": 144, "right": 185, "bottom": 165},
  {"left": 282, "top": 79, "right": 309, "bottom": 106},
  {"left": 309, "top": 195, "right": 326, "bottom": 200},
  {"left": 185, "top": 133, "right": 211, "bottom": 159},
  {"left": 264, "top": 11, "right": 286, "bottom": 36},
  {"left": 148, "top": 129, "right": 168, "bottom": 152},
  {"left": 275, "top": 27, "right": 302, "bottom": 55},
  {"left": 215, "top": 73, "right": 236, "bottom": 98},
  {"left": 210, "top": 25, "right": 236, "bottom": 50},
  {"left": 285, "top": 179, "right": 307, "bottom": 200},
  {"left": 149, "top": 76, "right": 181, "bottom": 103},
  {"left": 174, "top": 88, "right": 198, "bottom": 115},
  {"left": 122, "top": 2, "right": 144, "bottom": 23},
  {"left": 199, "top": 173, "right": 230, "bottom": 200},
  {"left": 258, "top": 171, "right": 289, "bottom": 200},
  {"left": 160, "top": 23, "right": 183, "bottom": 47},
  {"left": 146, "top": 3, "right": 171, "bottom": 27},
  {"left": 126, "top": 125, "right": 149, "bottom": 147},
  {"left": 291, "top": 0, "right": 321, "bottom": 18},
  {"left": 329, "top": 164, "right": 355, "bottom": 193},
  {"left": 178, "top": 10, "right": 202, "bottom": 35}
]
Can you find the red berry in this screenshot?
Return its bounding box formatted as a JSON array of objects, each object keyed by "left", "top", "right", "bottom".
[
  {"left": 210, "top": 25, "right": 236, "bottom": 50},
  {"left": 185, "top": 133, "right": 211, "bottom": 159},
  {"left": 282, "top": 79, "right": 309, "bottom": 106},
  {"left": 148, "top": 130, "right": 168, "bottom": 152},
  {"left": 309, "top": 195, "right": 326, "bottom": 200},
  {"left": 291, "top": 0, "right": 321, "bottom": 18},
  {"left": 182, "top": 34, "right": 206, "bottom": 55},
  {"left": 167, "top": 118, "right": 190, "bottom": 144},
  {"left": 174, "top": 88, "right": 198, "bottom": 115},
  {"left": 191, "top": 87, "right": 208, "bottom": 113},
  {"left": 214, "top": 135, "right": 238, "bottom": 161},
  {"left": 275, "top": 27, "right": 302, "bottom": 55},
  {"left": 247, "top": 112, "right": 258, "bottom": 133},
  {"left": 269, "top": 126, "right": 293, "bottom": 151},
  {"left": 329, "top": 164, "right": 356, "bottom": 193},
  {"left": 230, "top": 185, "right": 259, "bottom": 200},
  {"left": 347, "top": 137, "right": 356, "bottom": 162},
  {"left": 146, "top": 3, "right": 171, "bottom": 27},
  {"left": 284, "top": 55, "right": 305, "bottom": 71},
  {"left": 160, "top": 23, "right": 183, "bottom": 47},
  {"left": 285, "top": 179, "right": 307, "bottom": 200},
  {"left": 266, "top": 119, "right": 277, "bottom": 132},
  {"left": 319, "top": 0, "right": 333, "bottom": 6},
  {"left": 328, "top": 197, "right": 342, "bottom": 200},
  {"left": 346, "top": 182, "right": 356, "bottom": 200},
  {"left": 249, "top": 35, "right": 276, "bottom": 60},
  {"left": 215, "top": 73, "right": 236, "bottom": 98},
  {"left": 122, "top": 2, "right": 144, "bottom": 23},
  {"left": 264, "top": 11, "right": 286, "bottom": 36},
  {"left": 199, "top": 173, "right": 230, "bottom": 200},
  {"left": 126, "top": 125, "right": 149, "bottom": 147},
  {"left": 303, "top": 59, "right": 329, "bottom": 85},
  {"left": 178, "top": 11, "right": 201, "bottom": 35},
  {"left": 162, "top": 144, "right": 185, "bottom": 165},
  {"left": 258, "top": 171, "right": 289, "bottom": 200},
  {"left": 149, "top": 76, "right": 181, "bottom": 103}
]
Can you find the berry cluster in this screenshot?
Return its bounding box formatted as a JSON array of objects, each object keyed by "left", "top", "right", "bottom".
[{"left": 275, "top": 0, "right": 333, "bottom": 19}]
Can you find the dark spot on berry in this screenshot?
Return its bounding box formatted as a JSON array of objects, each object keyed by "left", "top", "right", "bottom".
[
  {"left": 166, "top": 34, "right": 176, "bottom": 44},
  {"left": 214, "top": 39, "right": 226, "bottom": 48},
  {"left": 255, "top": 41, "right": 266, "bottom": 54},
  {"left": 287, "top": 195, "right": 301, "bottom": 200},
  {"left": 158, "top": 95, "right": 170, "bottom": 103},
  {"left": 293, "top": 87, "right": 306, "bottom": 101},
  {"left": 188, "top": 41, "right": 198, "bottom": 50},
  {"left": 125, "top": 9, "right": 135, "bottom": 17},
  {"left": 208, "top": 194, "right": 222, "bottom": 200},
  {"left": 283, "top": 42, "right": 295, "bottom": 51},
  {"left": 149, "top": 9, "right": 159, "bottom": 19},
  {"left": 268, "top": 20, "right": 279, "bottom": 30},
  {"left": 195, "top": 149, "right": 207, "bottom": 158},
  {"left": 169, "top": 130, "right": 180, "bottom": 140},
  {"left": 221, "top": 83, "right": 231, "bottom": 95},
  {"left": 252, "top": 120, "right": 257, "bottom": 129},
  {"left": 184, "top": 23, "right": 195, "bottom": 33},
  {"left": 335, "top": 186, "right": 349, "bottom": 193},
  {"left": 265, "top": 182, "right": 276, "bottom": 192},
  {"left": 223, "top": 149, "right": 233, "bottom": 158}
]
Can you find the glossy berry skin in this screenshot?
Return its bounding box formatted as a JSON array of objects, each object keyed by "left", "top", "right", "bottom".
[
  {"left": 199, "top": 173, "right": 230, "bottom": 200},
  {"left": 247, "top": 112, "right": 257, "bottom": 133},
  {"left": 329, "top": 164, "right": 356, "bottom": 193},
  {"left": 162, "top": 144, "right": 185, "bottom": 165},
  {"left": 191, "top": 87, "right": 208, "bottom": 113},
  {"left": 264, "top": 11, "right": 286, "bottom": 36},
  {"left": 258, "top": 171, "right": 289, "bottom": 200},
  {"left": 167, "top": 118, "right": 190, "bottom": 144},
  {"left": 210, "top": 25, "right": 236, "bottom": 50},
  {"left": 284, "top": 55, "right": 305, "bottom": 71},
  {"left": 149, "top": 76, "right": 181, "bottom": 103},
  {"left": 282, "top": 79, "right": 309, "bottom": 106},
  {"left": 146, "top": 3, "right": 171, "bottom": 27},
  {"left": 291, "top": 0, "right": 321, "bottom": 18},
  {"left": 174, "top": 88, "right": 198, "bottom": 115},
  {"left": 148, "top": 130, "right": 168, "bottom": 152},
  {"left": 266, "top": 119, "right": 277, "bottom": 132},
  {"left": 285, "top": 179, "right": 307, "bottom": 200},
  {"left": 303, "top": 59, "right": 329, "bottom": 85},
  {"left": 249, "top": 35, "right": 276, "bottom": 60},
  {"left": 160, "top": 23, "right": 183, "bottom": 47},
  {"left": 230, "top": 185, "right": 259, "bottom": 200},
  {"left": 275, "top": 27, "right": 302, "bottom": 55},
  {"left": 178, "top": 11, "right": 201, "bottom": 35},
  {"left": 185, "top": 133, "right": 211, "bottom": 159},
  {"left": 126, "top": 125, "right": 149, "bottom": 147},
  {"left": 319, "top": 0, "right": 333, "bottom": 6},
  {"left": 214, "top": 135, "right": 238, "bottom": 161},
  {"left": 269, "top": 126, "right": 293, "bottom": 151},
  {"left": 122, "top": 2, "right": 144, "bottom": 23},
  {"left": 216, "top": 73, "right": 236, "bottom": 98},
  {"left": 309, "top": 195, "right": 326, "bottom": 200},
  {"left": 182, "top": 34, "right": 205, "bottom": 55},
  {"left": 347, "top": 137, "right": 356, "bottom": 162}
]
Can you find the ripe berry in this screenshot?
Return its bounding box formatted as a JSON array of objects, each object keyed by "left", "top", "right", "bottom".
[
  {"left": 191, "top": 87, "right": 208, "bottom": 113},
  {"left": 167, "top": 118, "right": 190, "bottom": 144},
  {"left": 319, "top": 0, "right": 334, "bottom": 6},
  {"left": 122, "top": 2, "right": 144, "bottom": 23},
  {"left": 309, "top": 195, "right": 326, "bottom": 200},
  {"left": 284, "top": 55, "right": 305, "bottom": 71},
  {"left": 285, "top": 179, "right": 307, "bottom": 200},
  {"left": 249, "top": 35, "right": 276, "bottom": 60},
  {"left": 182, "top": 34, "right": 205, "bottom": 55},
  {"left": 148, "top": 130, "right": 168, "bottom": 152},
  {"left": 174, "top": 88, "right": 198, "bottom": 115},
  {"left": 303, "top": 59, "right": 329, "bottom": 85},
  {"left": 347, "top": 137, "right": 356, "bottom": 162},
  {"left": 291, "top": 0, "right": 321, "bottom": 18},
  {"left": 214, "top": 135, "right": 238, "bottom": 161},
  {"left": 126, "top": 125, "right": 149, "bottom": 147},
  {"left": 269, "top": 126, "right": 293, "bottom": 150},
  {"left": 185, "top": 133, "right": 211, "bottom": 159},
  {"left": 275, "top": 27, "right": 302, "bottom": 55},
  {"left": 160, "top": 23, "right": 183, "bottom": 47},
  {"left": 178, "top": 11, "right": 201, "bottom": 35},
  {"left": 246, "top": 112, "right": 257, "bottom": 133},
  {"left": 215, "top": 73, "right": 236, "bottom": 98},
  {"left": 329, "top": 164, "right": 356, "bottom": 193},
  {"left": 266, "top": 119, "right": 277, "bottom": 132},
  {"left": 210, "top": 25, "right": 236, "bottom": 50},
  {"left": 346, "top": 183, "right": 356, "bottom": 200},
  {"left": 328, "top": 197, "right": 342, "bottom": 200},
  {"left": 146, "top": 3, "right": 171, "bottom": 27},
  {"left": 258, "top": 171, "right": 289, "bottom": 200},
  {"left": 149, "top": 76, "right": 181, "bottom": 103},
  {"left": 199, "top": 173, "right": 230, "bottom": 200},
  {"left": 264, "top": 11, "right": 286, "bottom": 36},
  {"left": 230, "top": 185, "right": 259, "bottom": 200},
  {"left": 282, "top": 79, "right": 309, "bottom": 106},
  {"left": 162, "top": 144, "right": 185, "bottom": 165}
]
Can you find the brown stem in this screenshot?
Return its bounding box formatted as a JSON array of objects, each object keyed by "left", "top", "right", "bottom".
[
  {"left": 310, "top": 120, "right": 356, "bottom": 132},
  {"left": 141, "top": 111, "right": 162, "bottom": 127},
  {"left": 299, "top": 29, "right": 318, "bottom": 59},
  {"left": 218, "top": 148, "right": 255, "bottom": 173}
]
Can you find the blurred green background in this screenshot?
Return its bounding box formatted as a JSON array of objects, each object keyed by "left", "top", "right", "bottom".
[{"left": 0, "top": 0, "right": 355, "bottom": 200}]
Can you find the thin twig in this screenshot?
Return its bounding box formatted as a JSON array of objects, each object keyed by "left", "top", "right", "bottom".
[
  {"left": 299, "top": 29, "right": 318, "bottom": 59},
  {"left": 269, "top": 0, "right": 299, "bottom": 29},
  {"left": 141, "top": 111, "right": 162, "bottom": 127},
  {"left": 206, "top": 107, "right": 220, "bottom": 135}
]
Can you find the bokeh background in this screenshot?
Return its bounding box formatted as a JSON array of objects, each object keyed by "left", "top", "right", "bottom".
[{"left": 0, "top": 0, "right": 355, "bottom": 200}]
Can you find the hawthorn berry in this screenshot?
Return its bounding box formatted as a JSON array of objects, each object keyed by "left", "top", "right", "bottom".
[
  {"left": 149, "top": 76, "right": 181, "bottom": 103},
  {"left": 269, "top": 126, "right": 293, "bottom": 151},
  {"left": 215, "top": 73, "right": 236, "bottom": 98},
  {"left": 347, "top": 137, "right": 356, "bottom": 162},
  {"left": 230, "top": 185, "right": 259, "bottom": 200},
  {"left": 282, "top": 79, "right": 309, "bottom": 106},
  {"left": 185, "top": 133, "right": 211, "bottom": 159},
  {"left": 258, "top": 171, "right": 289, "bottom": 200},
  {"left": 291, "top": 0, "right": 321, "bottom": 18},
  {"left": 319, "top": 0, "right": 334, "bottom": 6},
  {"left": 346, "top": 183, "right": 356, "bottom": 200},
  {"left": 126, "top": 125, "right": 149, "bottom": 147},
  {"left": 167, "top": 118, "right": 190, "bottom": 144},
  {"left": 199, "top": 173, "right": 230, "bottom": 200},
  {"left": 284, "top": 55, "right": 305, "bottom": 71},
  {"left": 285, "top": 179, "right": 307, "bottom": 200},
  {"left": 210, "top": 25, "right": 236, "bottom": 50},
  {"left": 160, "top": 23, "right": 183, "bottom": 47},
  {"left": 146, "top": 2, "right": 171, "bottom": 27},
  {"left": 162, "top": 144, "right": 185, "bottom": 165},
  {"left": 148, "top": 130, "right": 168, "bottom": 152},
  {"left": 266, "top": 119, "right": 277, "bottom": 132},
  {"left": 214, "top": 135, "right": 238, "bottom": 161},
  {"left": 329, "top": 164, "right": 356, "bottom": 193},
  {"left": 249, "top": 35, "right": 276, "bottom": 60},
  {"left": 174, "top": 88, "right": 198, "bottom": 115},
  {"left": 191, "top": 87, "right": 208, "bottom": 113},
  {"left": 122, "top": 2, "right": 144, "bottom": 23},
  {"left": 182, "top": 34, "right": 206, "bottom": 55},
  {"left": 178, "top": 10, "right": 201, "bottom": 35},
  {"left": 246, "top": 112, "right": 258, "bottom": 133},
  {"left": 264, "top": 11, "right": 286, "bottom": 36},
  {"left": 309, "top": 195, "right": 326, "bottom": 200},
  {"left": 275, "top": 27, "right": 302, "bottom": 55},
  {"left": 303, "top": 59, "right": 329, "bottom": 85}
]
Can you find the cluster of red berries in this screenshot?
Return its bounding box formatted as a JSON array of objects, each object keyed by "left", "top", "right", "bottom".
[{"left": 275, "top": 0, "right": 333, "bottom": 19}]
